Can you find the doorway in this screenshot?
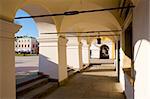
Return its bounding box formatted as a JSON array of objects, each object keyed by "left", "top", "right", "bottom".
[{"left": 100, "top": 45, "right": 109, "bottom": 59}]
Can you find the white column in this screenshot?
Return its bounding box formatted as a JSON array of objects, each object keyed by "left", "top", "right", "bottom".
[
  {"left": 67, "top": 40, "right": 83, "bottom": 71},
  {"left": 39, "top": 35, "right": 67, "bottom": 82},
  {"left": 82, "top": 44, "right": 90, "bottom": 66},
  {"left": 58, "top": 36, "right": 68, "bottom": 82},
  {"left": 115, "top": 41, "right": 119, "bottom": 72},
  {"left": 0, "top": 19, "right": 21, "bottom": 99},
  {"left": 79, "top": 42, "right": 83, "bottom": 70}
]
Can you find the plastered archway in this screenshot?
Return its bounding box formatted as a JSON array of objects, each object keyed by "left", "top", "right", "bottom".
[{"left": 14, "top": 4, "right": 68, "bottom": 82}]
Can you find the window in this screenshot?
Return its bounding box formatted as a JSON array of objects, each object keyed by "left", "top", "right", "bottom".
[
  {"left": 19, "top": 45, "right": 20, "bottom": 47},
  {"left": 28, "top": 44, "right": 30, "bottom": 47},
  {"left": 25, "top": 45, "right": 26, "bottom": 47},
  {"left": 33, "top": 44, "right": 34, "bottom": 48},
  {"left": 22, "top": 45, "right": 23, "bottom": 47}
]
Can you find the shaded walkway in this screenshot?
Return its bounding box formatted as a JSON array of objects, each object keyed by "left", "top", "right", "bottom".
[{"left": 45, "top": 64, "right": 125, "bottom": 99}]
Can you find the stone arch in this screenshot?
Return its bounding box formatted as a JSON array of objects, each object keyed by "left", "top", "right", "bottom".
[
  {"left": 16, "top": 4, "right": 57, "bottom": 34},
  {"left": 13, "top": 4, "right": 66, "bottom": 81}
]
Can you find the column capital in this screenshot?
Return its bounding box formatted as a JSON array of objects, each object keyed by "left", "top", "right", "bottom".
[
  {"left": 79, "top": 41, "right": 83, "bottom": 46},
  {"left": 87, "top": 40, "right": 91, "bottom": 45},
  {"left": 0, "top": 19, "right": 21, "bottom": 38},
  {"left": 58, "top": 35, "right": 67, "bottom": 46},
  {"left": 58, "top": 35, "right": 67, "bottom": 40}
]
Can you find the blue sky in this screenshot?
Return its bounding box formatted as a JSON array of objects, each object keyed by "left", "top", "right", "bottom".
[{"left": 14, "top": 9, "right": 38, "bottom": 38}]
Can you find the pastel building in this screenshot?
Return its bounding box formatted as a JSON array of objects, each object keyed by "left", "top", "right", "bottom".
[{"left": 15, "top": 36, "right": 39, "bottom": 54}]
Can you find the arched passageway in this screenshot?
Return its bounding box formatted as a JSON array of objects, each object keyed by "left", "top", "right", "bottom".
[
  {"left": 0, "top": 0, "right": 127, "bottom": 99},
  {"left": 14, "top": 4, "right": 68, "bottom": 83},
  {"left": 14, "top": 9, "right": 39, "bottom": 75}
]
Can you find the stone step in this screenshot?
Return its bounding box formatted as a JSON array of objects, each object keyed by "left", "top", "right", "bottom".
[
  {"left": 17, "top": 82, "right": 58, "bottom": 99},
  {"left": 17, "top": 77, "right": 49, "bottom": 96},
  {"left": 67, "top": 68, "right": 74, "bottom": 72},
  {"left": 16, "top": 73, "right": 48, "bottom": 88}
]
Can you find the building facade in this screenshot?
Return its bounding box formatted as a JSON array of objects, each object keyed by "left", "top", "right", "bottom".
[{"left": 15, "top": 36, "right": 39, "bottom": 54}]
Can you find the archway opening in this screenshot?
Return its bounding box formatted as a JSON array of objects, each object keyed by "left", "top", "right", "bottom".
[
  {"left": 14, "top": 9, "right": 39, "bottom": 77},
  {"left": 14, "top": 4, "right": 59, "bottom": 81},
  {"left": 100, "top": 44, "right": 109, "bottom": 59}
]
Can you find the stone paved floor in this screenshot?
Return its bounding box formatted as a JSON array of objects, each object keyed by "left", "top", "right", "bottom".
[{"left": 45, "top": 64, "right": 125, "bottom": 99}]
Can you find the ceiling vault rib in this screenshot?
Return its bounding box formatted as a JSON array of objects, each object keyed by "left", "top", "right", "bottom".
[{"left": 15, "top": 6, "right": 135, "bottom": 19}]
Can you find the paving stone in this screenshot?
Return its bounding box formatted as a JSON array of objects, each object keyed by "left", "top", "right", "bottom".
[{"left": 45, "top": 64, "right": 125, "bottom": 99}]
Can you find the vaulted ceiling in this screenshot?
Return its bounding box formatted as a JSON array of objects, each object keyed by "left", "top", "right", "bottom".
[{"left": 0, "top": 0, "right": 135, "bottom": 42}]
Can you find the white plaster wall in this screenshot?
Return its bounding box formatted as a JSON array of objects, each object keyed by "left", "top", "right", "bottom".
[
  {"left": 37, "top": 23, "right": 57, "bottom": 38},
  {"left": 67, "top": 46, "right": 80, "bottom": 69},
  {"left": 82, "top": 45, "right": 89, "bottom": 64},
  {"left": 120, "top": 38, "right": 125, "bottom": 91},
  {"left": 39, "top": 42, "right": 58, "bottom": 79},
  {"left": 133, "top": 0, "right": 150, "bottom": 98},
  {"left": 37, "top": 22, "right": 59, "bottom": 79},
  {"left": 90, "top": 44, "right": 100, "bottom": 58},
  {"left": 134, "top": 40, "right": 150, "bottom": 99},
  {"left": 67, "top": 37, "right": 83, "bottom": 70}
]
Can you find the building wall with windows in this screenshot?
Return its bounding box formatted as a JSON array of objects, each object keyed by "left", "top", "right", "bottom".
[{"left": 15, "top": 37, "right": 39, "bottom": 54}]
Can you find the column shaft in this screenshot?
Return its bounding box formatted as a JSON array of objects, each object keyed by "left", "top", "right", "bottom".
[
  {"left": 0, "top": 19, "right": 21, "bottom": 99},
  {"left": 58, "top": 36, "right": 68, "bottom": 82},
  {"left": 39, "top": 35, "right": 68, "bottom": 82}
]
